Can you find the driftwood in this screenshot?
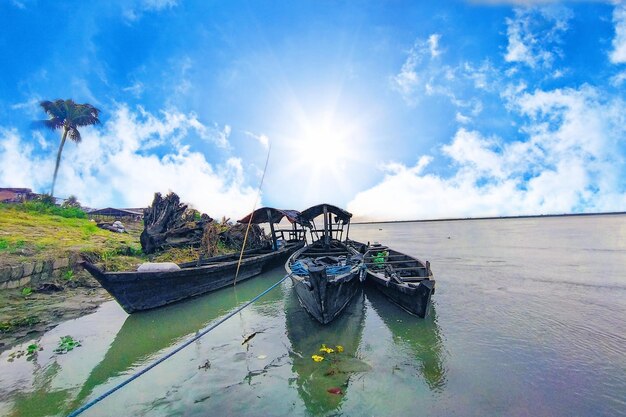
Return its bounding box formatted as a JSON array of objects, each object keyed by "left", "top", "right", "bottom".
[
  {"left": 220, "top": 222, "right": 267, "bottom": 250},
  {"left": 140, "top": 192, "right": 212, "bottom": 254}
]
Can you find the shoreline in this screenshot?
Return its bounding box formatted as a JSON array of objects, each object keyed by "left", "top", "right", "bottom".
[
  {"left": 0, "top": 273, "right": 111, "bottom": 353},
  {"left": 352, "top": 210, "right": 626, "bottom": 225}
]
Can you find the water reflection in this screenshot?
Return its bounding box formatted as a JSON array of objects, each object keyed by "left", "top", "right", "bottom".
[
  {"left": 365, "top": 286, "right": 447, "bottom": 391},
  {"left": 285, "top": 288, "right": 369, "bottom": 416},
  {"left": 73, "top": 273, "right": 286, "bottom": 407},
  {"left": 5, "top": 360, "right": 70, "bottom": 417}
]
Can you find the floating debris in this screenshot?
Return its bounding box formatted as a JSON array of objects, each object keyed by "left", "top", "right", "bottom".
[
  {"left": 241, "top": 331, "right": 264, "bottom": 345},
  {"left": 312, "top": 354, "right": 324, "bottom": 362}
]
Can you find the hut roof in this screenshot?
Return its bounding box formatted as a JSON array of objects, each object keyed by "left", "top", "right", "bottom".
[
  {"left": 237, "top": 207, "right": 310, "bottom": 226},
  {"left": 88, "top": 207, "right": 144, "bottom": 217},
  {"left": 301, "top": 203, "right": 352, "bottom": 225}
]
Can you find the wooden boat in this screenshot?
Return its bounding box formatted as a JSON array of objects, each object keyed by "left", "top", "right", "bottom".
[
  {"left": 360, "top": 242, "right": 435, "bottom": 318},
  {"left": 285, "top": 204, "right": 364, "bottom": 324},
  {"left": 82, "top": 207, "right": 307, "bottom": 314}
]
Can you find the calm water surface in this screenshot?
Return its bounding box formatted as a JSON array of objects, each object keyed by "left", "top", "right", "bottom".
[{"left": 1, "top": 215, "right": 625, "bottom": 417}]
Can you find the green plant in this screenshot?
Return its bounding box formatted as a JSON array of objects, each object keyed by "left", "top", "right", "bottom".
[
  {"left": 63, "top": 269, "right": 74, "bottom": 281},
  {"left": 37, "top": 193, "right": 56, "bottom": 206},
  {"left": 100, "top": 249, "right": 115, "bottom": 270},
  {"left": 6, "top": 342, "right": 42, "bottom": 362},
  {"left": 62, "top": 195, "right": 81, "bottom": 208},
  {"left": 0, "top": 238, "right": 8, "bottom": 251},
  {"left": 21, "top": 287, "right": 33, "bottom": 297},
  {"left": 54, "top": 335, "right": 81, "bottom": 354},
  {"left": 18, "top": 201, "right": 87, "bottom": 219}
]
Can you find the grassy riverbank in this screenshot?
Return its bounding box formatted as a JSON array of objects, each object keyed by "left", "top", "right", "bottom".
[
  {"left": 0, "top": 202, "right": 143, "bottom": 269},
  {"left": 0, "top": 202, "right": 228, "bottom": 351}
]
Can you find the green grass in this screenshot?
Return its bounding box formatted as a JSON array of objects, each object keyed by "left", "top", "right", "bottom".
[
  {"left": 17, "top": 201, "right": 87, "bottom": 219},
  {"left": 0, "top": 203, "right": 145, "bottom": 268}
]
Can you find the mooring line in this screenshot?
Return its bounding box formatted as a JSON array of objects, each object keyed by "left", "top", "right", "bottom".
[
  {"left": 234, "top": 143, "right": 271, "bottom": 286},
  {"left": 66, "top": 273, "right": 289, "bottom": 417}
]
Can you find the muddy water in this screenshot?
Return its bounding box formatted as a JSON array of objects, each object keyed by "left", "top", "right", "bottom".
[{"left": 0, "top": 214, "right": 625, "bottom": 416}]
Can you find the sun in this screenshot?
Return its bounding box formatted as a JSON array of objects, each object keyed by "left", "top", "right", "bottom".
[
  {"left": 284, "top": 109, "right": 363, "bottom": 197},
  {"left": 289, "top": 106, "right": 364, "bottom": 168}
]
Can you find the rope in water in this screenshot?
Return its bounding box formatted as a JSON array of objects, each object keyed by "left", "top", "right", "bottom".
[
  {"left": 234, "top": 144, "right": 271, "bottom": 286},
  {"left": 66, "top": 273, "right": 289, "bottom": 417}
]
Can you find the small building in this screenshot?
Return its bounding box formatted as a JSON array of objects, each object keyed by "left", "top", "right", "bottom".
[
  {"left": 88, "top": 207, "right": 144, "bottom": 221},
  {"left": 0, "top": 188, "right": 36, "bottom": 203}
]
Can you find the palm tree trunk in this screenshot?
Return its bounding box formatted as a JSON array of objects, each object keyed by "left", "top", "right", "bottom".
[{"left": 51, "top": 126, "right": 68, "bottom": 196}]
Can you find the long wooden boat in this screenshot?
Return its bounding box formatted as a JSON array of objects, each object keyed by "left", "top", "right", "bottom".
[
  {"left": 285, "top": 204, "right": 364, "bottom": 324},
  {"left": 360, "top": 242, "right": 435, "bottom": 318},
  {"left": 83, "top": 207, "right": 307, "bottom": 314}
]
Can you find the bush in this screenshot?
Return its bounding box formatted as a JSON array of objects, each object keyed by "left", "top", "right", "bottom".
[{"left": 11, "top": 201, "right": 87, "bottom": 219}]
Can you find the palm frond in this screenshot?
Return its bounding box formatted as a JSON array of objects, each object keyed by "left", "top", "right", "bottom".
[
  {"left": 40, "top": 99, "right": 69, "bottom": 120},
  {"left": 44, "top": 119, "right": 65, "bottom": 129},
  {"left": 67, "top": 127, "right": 82, "bottom": 143}
]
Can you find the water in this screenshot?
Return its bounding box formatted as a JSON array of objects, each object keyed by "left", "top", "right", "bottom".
[{"left": 1, "top": 215, "right": 625, "bottom": 417}]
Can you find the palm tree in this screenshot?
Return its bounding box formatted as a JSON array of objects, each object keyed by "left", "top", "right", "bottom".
[{"left": 37, "top": 99, "right": 101, "bottom": 196}]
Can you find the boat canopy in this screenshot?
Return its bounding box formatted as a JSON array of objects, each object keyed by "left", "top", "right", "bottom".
[
  {"left": 301, "top": 204, "right": 352, "bottom": 225},
  {"left": 238, "top": 207, "right": 310, "bottom": 227}
]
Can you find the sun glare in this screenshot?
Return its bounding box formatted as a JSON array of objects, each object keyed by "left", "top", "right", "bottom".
[{"left": 277, "top": 109, "right": 367, "bottom": 203}]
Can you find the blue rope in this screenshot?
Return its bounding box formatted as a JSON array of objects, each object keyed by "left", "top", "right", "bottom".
[
  {"left": 290, "top": 260, "right": 354, "bottom": 276},
  {"left": 324, "top": 265, "right": 353, "bottom": 275},
  {"left": 66, "top": 274, "right": 290, "bottom": 417}
]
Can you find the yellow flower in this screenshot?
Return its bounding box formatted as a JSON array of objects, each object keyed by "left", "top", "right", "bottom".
[
  {"left": 312, "top": 354, "right": 324, "bottom": 362},
  {"left": 319, "top": 344, "right": 334, "bottom": 353},
  {"left": 336, "top": 345, "right": 344, "bottom": 353}
]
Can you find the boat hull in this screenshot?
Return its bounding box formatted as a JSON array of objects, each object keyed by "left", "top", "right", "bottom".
[
  {"left": 361, "top": 244, "right": 435, "bottom": 318},
  {"left": 290, "top": 268, "right": 362, "bottom": 324},
  {"left": 366, "top": 273, "right": 435, "bottom": 318},
  {"left": 286, "top": 241, "right": 362, "bottom": 324},
  {"left": 83, "top": 242, "right": 304, "bottom": 313}
]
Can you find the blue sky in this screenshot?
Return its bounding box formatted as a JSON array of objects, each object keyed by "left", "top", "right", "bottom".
[{"left": 0, "top": 0, "right": 625, "bottom": 221}]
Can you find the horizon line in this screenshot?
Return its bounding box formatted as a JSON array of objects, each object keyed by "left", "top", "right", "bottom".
[{"left": 352, "top": 211, "right": 626, "bottom": 225}]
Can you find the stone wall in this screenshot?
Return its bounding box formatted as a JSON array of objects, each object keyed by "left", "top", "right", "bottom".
[{"left": 0, "top": 254, "right": 78, "bottom": 290}]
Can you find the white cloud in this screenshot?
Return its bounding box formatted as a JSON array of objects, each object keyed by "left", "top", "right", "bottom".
[
  {"left": 392, "top": 34, "right": 445, "bottom": 104},
  {"left": 504, "top": 6, "right": 572, "bottom": 69},
  {"left": 122, "top": 0, "right": 178, "bottom": 22},
  {"left": 122, "top": 81, "right": 145, "bottom": 98},
  {"left": 456, "top": 112, "right": 472, "bottom": 124},
  {"left": 470, "top": 1, "right": 576, "bottom": 4},
  {"left": 0, "top": 128, "right": 51, "bottom": 189},
  {"left": 348, "top": 85, "right": 626, "bottom": 221},
  {"left": 143, "top": 0, "right": 177, "bottom": 10},
  {"left": 610, "top": 4, "right": 626, "bottom": 64},
  {"left": 0, "top": 105, "right": 257, "bottom": 219},
  {"left": 428, "top": 34, "right": 442, "bottom": 58},
  {"left": 245, "top": 131, "right": 270, "bottom": 149},
  {"left": 610, "top": 70, "right": 626, "bottom": 86},
  {"left": 393, "top": 41, "right": 499, "bottom": 115},
  {"left": 10, "top": 0, "right": 26, "bottom": 9},
  {"left": 109, "top": 105, "right": 230, "bottom": 150}
]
